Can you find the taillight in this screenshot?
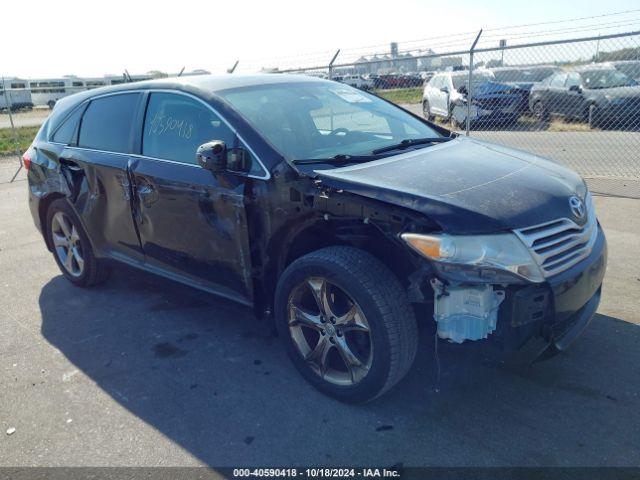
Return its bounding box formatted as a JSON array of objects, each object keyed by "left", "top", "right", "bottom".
[{"left": 22, "top": 151, "right": 32, "bottom": 171}]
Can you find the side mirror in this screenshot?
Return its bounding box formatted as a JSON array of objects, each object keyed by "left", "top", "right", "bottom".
[
  {"left": 569, "top": 84, "right": 582, "bottom": 93},
  {"left": 196, "top": 140, "right": 227, "bottom": 172}
]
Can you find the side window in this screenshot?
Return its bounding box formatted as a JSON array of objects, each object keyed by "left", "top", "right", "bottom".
[
  {"left": 78, "top": 93, "right": 140, "bottom": 152},
  {"left": 52, "top": 105, "right": 85, "bottom": 144},
  {"left": 549, "top": 73, "right": 567, "bottom": 88},
  {"left": 142, "top": 93, "right": 236, "bottom": 166},
  {"left": 565, "top": 72, "right": 581, "bottom": 88}
]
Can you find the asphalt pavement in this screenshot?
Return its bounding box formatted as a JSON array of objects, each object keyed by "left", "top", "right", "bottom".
[{"left": 0, "top": 179, "right": 639, "bottom": 469}]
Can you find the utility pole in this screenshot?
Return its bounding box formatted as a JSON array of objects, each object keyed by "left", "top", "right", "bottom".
[{"left": 499, "top": 39, "right": 507, "bottom": 66}]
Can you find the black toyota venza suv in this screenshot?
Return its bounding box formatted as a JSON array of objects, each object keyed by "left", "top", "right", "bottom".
[{"left": 25, "top": 75, "right": 607, "bottom": 403}]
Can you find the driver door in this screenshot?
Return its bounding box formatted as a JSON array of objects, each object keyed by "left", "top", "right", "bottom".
[
  {"left": 130, "top": 92, "right": 255, "bottom": 304},
  {"left": 563, "top": 72, "right": 586, "bottom": 119}
]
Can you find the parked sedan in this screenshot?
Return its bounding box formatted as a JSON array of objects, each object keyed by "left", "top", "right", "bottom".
[
  {"left": 25, "top": 74, "right": 606, "bottom": 403},
  {"left": 423, "top": 70, "right": 524, "bottom": 128},
  {"left": 610, "top": 60, "right": 640, "bottom": 83},
  {"left": 528, "top": 66, "right": 640, "bottom": 128},
  {"left": 490, "top": 66, "right": 559, "bottom": 111}
]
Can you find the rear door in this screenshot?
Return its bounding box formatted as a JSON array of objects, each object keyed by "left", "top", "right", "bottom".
[
  {"left": 129, "top": 91, "right": 259, "bottom": 304},
  {"left": 57, "top": 92, "right": 144, "bottom": 261}
]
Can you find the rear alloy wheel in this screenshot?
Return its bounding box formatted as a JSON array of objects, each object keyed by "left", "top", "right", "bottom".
[
  {"left": 51, "top": 211, "right": 85, "bottom": 278},
  {"left": 275, "top": 246, "right": 418, "bottom": 403},
  {"left": 47, "top": 199, "right": 110, "bottom": 287}
]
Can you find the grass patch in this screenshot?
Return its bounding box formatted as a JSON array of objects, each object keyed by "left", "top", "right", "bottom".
[
  {"left": 0, "top": 126, "right": 40, "bottom": 156},
  {"left": 375, "top": 87, "right": 423, "bottom": 105}
]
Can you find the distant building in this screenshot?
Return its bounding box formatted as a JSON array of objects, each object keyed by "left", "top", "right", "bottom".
[{"left": 350, "top": 43, "right": 462, "bottom": 75}]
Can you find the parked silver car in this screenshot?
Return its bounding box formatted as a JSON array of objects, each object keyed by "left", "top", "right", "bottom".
[{"left": 422, "top": 70, "right": 495, "bottom": 120}]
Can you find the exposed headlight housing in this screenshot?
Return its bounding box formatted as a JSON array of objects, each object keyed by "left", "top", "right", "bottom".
[{"left": 401, "top": 232, "right": 545, "bottom": 283}]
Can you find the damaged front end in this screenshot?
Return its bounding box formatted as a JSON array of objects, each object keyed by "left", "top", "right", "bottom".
[
  {"left": 402, "top": 231, "right": 543, "bottom": 345},
  {"left": 430, "top": 279, "right": 505, "bottom": 344},
  {"left": 451, "top": 81, "right": 524, "bottom": 127},
  {"left": 400, "top": 226, "right": 606, "bottom": 361}
]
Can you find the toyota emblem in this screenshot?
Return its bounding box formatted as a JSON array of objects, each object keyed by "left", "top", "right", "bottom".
[{"left": 569, "top": 196, "right": 586, "bottom": 220}]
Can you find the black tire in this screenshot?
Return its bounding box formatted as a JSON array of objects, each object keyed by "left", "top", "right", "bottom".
[
  {"left": 532, "top": 100, "right": 549, "bottom": 125},
  {"left": 451, "top": 114, "right": 462, "bottom": 130},
  {"left": 447, "top": 102, "right": 454, "bottom": 121},
  {"left": 422, "top": 100, "right": 434, "bottom": 121},
  {"left": 588, "top": 104, "right": 601, "bottom": 129},
  {"left": 274, "top": 246, "right": 418, "bottom": 403},
  {"left": 46, "top": 199, "right": 110, "bottom": 287}
]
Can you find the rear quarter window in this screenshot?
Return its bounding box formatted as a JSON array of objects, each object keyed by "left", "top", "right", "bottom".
[
  {"left": 78, "top": 93, "right": 141, "bottom": 152},
  {"left": 51, "top": 106, "right": 85, "bottom": 144}
]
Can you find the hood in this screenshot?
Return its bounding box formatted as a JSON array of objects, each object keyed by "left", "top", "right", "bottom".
[
  {"left": 467, "top": 81, "right": 521, "bottom": 97},
  {"left": 314, "top": 137, "right": 586, "bottom": 234},
  {"left": 586, "top": 85, "right": 640, "bottom": 98},
  {"left": 502, "top": 81, "right": 535, "bottom": 91}
]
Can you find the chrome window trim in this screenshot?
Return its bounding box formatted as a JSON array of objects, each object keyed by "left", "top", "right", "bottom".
[
  {"left": 65, "top": 145, "right": 223, "bottom": 171},
  {"left": 51, "top": 88, "right": 271, "bottom": 180}
]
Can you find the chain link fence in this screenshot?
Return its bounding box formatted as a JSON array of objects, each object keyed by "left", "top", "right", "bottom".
[
  {"left": 2, "top": 31, "right": 640, "bottom": 196},
  {"left": 280, "top": 30, "right": 640, "bottom": 198}
]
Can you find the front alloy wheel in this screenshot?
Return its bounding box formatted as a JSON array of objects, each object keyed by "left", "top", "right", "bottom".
[
  {"left": 275, "top": 246, "right": 418, "bottom": 403},
  {"left": 288, "top": 277, "right": 372, "bottom": 386}
]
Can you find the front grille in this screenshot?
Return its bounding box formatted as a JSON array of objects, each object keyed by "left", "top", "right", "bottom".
[{"left": 514, "top": 195, "right": 598, "bottom": 278}]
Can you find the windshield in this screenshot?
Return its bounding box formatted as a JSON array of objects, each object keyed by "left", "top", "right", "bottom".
[
  {"left": 581, "top": 69, "right": 637, "bottom": 89},
  {"left": 218, "top": 81, "right": 440, "bottom": 161},
  {"left": 492, "top": 68, "right": 556, "bottom": 83},
  {"left": 451, "top": 71, "right": 495, "bottom": 91},
  {"left": 613, "top": 63, "right": 640, "bottom": 80}
]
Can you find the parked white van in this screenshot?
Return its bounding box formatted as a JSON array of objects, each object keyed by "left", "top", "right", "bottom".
[{"left": 0, "top": 78, "right": 33, "bottom": 111}]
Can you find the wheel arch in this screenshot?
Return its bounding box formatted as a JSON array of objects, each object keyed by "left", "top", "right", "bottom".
[
  {"left": 256, "top": 216, "right": 418, "bottom": 317},
  {"left": 39, "top": 192, "right": 67, "bottom": 251}
]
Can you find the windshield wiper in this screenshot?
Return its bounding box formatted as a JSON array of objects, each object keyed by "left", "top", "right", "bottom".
[
  {"left": 293, "top": 153, "right": 385, "bottom": 165},
  {"left": 371, "top": 136, "right": 453, "bottom": 155}
]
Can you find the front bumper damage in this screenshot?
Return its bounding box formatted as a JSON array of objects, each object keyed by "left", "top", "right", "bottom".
[{"left": 427, "top": 224, "right": 607, "bottom": 363}]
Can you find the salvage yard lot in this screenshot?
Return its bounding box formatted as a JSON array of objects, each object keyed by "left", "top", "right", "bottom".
[{"left": 0, "top": 178, "right": 639, "bottom": 468}]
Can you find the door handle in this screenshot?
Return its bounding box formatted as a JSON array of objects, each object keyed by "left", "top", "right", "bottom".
[{"left": 59, "top": 157, "right": 82, "bottom": 171}]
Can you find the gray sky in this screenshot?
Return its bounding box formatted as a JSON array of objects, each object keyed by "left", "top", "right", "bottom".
[{"left": 3, "top": 0, "right": 640, "bottom": 78}]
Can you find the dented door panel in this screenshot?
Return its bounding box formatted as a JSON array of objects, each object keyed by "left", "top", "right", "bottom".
[
  {"left": 49, "top": 147, "right": 143, "bottom": 260},
  {"left": 130, "top": 157, "right": 253, "bottom": 304}
]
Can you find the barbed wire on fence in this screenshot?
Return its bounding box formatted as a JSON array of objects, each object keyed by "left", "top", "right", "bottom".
[{"left": 2, "top": 30, "right": 640, "bottom": 197}]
